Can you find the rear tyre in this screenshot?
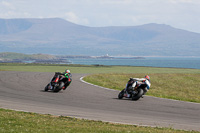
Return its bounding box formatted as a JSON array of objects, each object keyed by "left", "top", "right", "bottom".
[
  {"left": 53, "top": 82, "right": 64, "bottom": 92},
  {"left": 132, "top": 89, "right": 144, "bottom": 101},
  {"left": 118, "top": 89, "right": 125, "bottom": 99}
]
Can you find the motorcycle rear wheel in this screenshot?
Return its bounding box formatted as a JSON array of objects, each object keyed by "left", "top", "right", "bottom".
[{"left": 132, "top": 89, "right": 144, "bottom": 101}]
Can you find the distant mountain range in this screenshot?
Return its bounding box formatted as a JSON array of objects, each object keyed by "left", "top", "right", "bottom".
[{"left": 0, "top": 18, "right": 200, "bottom": 56}]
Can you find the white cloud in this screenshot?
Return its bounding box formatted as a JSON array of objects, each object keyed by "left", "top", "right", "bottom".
[
  {"left": 0, "top": 0, "right": 200, "bottom": 32},
  {"left": 64, "top": 11, "right": 89, "bottom": 25},
  {"left": 99, "top": 0, "right": 132, "bottom": 5},
  {"left": 168, "top": 0, "right": 200, "bottom": 4},
  {"left": 1, "top": 1, "right": 15, "bottom": 9},
  {"left": 0, "top": 11, "right": 31, "bottom": 18},
  {"left": 65, "top": 12, "right": 79, "bottom": 23}
]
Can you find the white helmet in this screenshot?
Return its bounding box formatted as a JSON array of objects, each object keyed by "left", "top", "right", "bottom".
[{"left": 65, "top": 69, "right": 70, "bottom": 73}]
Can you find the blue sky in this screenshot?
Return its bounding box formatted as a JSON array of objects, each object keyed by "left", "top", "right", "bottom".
[{"left": 1, "top": 0, "right": 200, "bottom": 33}]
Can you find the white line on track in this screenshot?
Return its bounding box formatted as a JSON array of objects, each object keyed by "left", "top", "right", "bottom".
[{"left": 80, "top": 76, "right": 119, "bottom": 92}]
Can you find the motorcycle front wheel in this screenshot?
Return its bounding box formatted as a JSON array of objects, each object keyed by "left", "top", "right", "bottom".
[
  {"left": 132, "top": 89, "right": 144, "bottom": 101},
  {"left": 118, "top": 89, "right": 125, "bottom": 99},
  {"left": 44, "top": 83, "right": 50, "bottom": 91}
]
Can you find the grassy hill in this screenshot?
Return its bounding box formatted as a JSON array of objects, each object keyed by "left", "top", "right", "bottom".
[
  {"left": 0, "top": 52, "right": 61, "bottom": 63},
  {"left": 0, "top": 52, "right": 57, "bottom": 60}
]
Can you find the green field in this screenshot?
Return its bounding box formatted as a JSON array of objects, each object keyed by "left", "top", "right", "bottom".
[
  {"left": 0, "top": 63, "right": 200, "bottom": 132},
  {"left": 1, "top": 63, "right": 200, "bottom": 74},
  {"left": 0, "top": 108, "right": 197, "bottom": 133},
  {"left": 84, "top": 73, "right": 200, "bottom": 103}
]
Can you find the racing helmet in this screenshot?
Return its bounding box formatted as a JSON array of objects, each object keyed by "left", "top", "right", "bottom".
[
  {"left": 144, "top": 75, "right": 150, "bottom": 80},
  {"left": 65, "top": 69, "right": 70, "bottom": 73}
]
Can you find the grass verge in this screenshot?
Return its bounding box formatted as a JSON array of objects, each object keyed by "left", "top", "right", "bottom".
[
  {"left": 0, "top": 108, "right": 197, "bottom": 133},
  {"left": 84, "top": 73, "right": 200, "bottom": 103}
]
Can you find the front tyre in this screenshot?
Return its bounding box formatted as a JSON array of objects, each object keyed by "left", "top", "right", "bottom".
[
  {"left": 44, "top": 84, "right": 50, "bottom": 91},
  {"left": 53, "top": 82, "right": 64, "bottom": 92},
  {"left": 132, "top": 89, "right": 144, "bottom": 101},
  {"left": 118, "top": 89, "right": 125, "bottom": 99}
]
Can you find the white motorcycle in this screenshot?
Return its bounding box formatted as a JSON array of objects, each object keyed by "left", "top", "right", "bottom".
[{"left": 118, "top": 78, "right": 151, "bottom": 100}]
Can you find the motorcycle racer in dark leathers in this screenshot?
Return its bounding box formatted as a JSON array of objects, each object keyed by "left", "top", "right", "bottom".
[{"left": 45, "top": 69, "right": 72, "bottom": 92}]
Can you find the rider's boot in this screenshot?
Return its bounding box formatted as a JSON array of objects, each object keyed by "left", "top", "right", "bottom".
[
  {"left": 127, "top": 93, "right": 131, "bottom": 98},
  {"left": 48, "top": 83, "right": 54, "bottom": 90},
  {"left": 124, "top": 91, "right": 130, "bottom": 98}
]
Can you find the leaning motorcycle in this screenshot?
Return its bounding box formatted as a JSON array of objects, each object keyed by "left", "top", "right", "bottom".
[
  {"left": 44, "top": 72, "right": 71, "bottom": 92},
  {"left": 118, "top": 78, "right": 147, "bottom": 100}
]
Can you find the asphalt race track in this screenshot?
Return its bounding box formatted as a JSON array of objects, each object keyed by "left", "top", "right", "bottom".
[{"left": 0, "top": 71, "right": 200, "bottom": 131}]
